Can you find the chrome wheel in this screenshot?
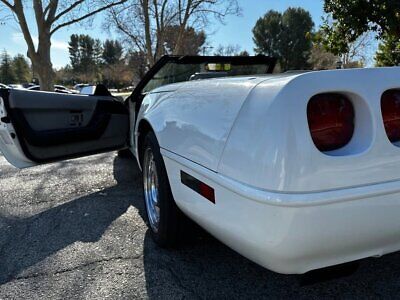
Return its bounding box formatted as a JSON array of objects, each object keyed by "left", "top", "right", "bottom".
[{"left": 143, "top": 148, "right": 160, "bottom": 233}]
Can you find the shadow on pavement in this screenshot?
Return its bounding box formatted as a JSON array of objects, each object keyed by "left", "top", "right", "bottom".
[{"left": 0, "top": 156, "right": 142, "bottom": 284}]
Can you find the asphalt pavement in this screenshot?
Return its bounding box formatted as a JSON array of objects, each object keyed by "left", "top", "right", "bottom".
[{"left": 1, "top": 152, "right": 400, "bottom": 299}]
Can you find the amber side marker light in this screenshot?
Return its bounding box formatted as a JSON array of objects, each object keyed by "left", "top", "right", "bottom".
[
  {"left": 307, "top": 93, "right": 355, "bottom": 152},
  {"left": 381, "top": 90, "right": 400, "bottom": 143},
  {"left": 181, "top": 171, "right": 215, "bottom": 203}
]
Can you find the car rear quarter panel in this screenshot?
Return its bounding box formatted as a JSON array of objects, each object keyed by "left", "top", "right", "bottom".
[{"left": 219, "top": 67, "right": 400, "bottom": 192}]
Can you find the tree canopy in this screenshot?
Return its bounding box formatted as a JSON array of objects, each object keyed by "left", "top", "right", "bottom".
[
  {"left": 308, "top": 43, "right": 338, "bottom": 70},
  {"left": 253, "top": 7, "right": 314, "bottom": 71},
  {"left": 0, "top": 51, "right": 32, "bottom": 84},
  {"left": 68, "top": 34, "right": 102, "bottom": 81},
  {"left": 214, "top": 44, "right": 242, "bottom": 56},
  {"left": 102, "top": 40, "right": 123, "bottom": 65},
  {"left": 322, "top": 0, "right": 400, "bottom": 55},
  {"left": 12, "top": 54, "right": 31, "bottom": 83},
  {"left": 375, "top": 34, "right": 400, "bottom": 67},
  {"left": 163, "top": 26, "right": 206, "bottom": 56},
  {"left": 253, "top": 10, "right": 282, "bottom": 58},
  {"left": 66, "top": 34, "right": 138, "bottom": 88},
  {"left": 0, "top": 0, "right": 127, "bottom": 90},
  {"left": 0, "top": 51, "right": 15, "bottom": 84},
  {"left": 107, "top": 0, "right": 240, "bottom": 65}
]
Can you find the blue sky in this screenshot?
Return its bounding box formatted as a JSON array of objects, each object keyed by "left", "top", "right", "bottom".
[
  {"left": 0, "top": 0, "right": 324, "bottom": 68},
  {"left": 212, "top": 0, "right": 324, "bottom": 50}
]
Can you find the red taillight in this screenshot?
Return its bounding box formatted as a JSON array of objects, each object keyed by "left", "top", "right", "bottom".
[
  {"left": 199, "top": 182, "right": 215, "bottom": 203},
  {"left": 381, "top": 90, "right": 400, "bottom": 143},
  {"left": 307, "top": 93, "right": 355, "bottom": 152}
]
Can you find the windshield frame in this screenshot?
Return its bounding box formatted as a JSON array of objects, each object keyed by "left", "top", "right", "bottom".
[{"left": 130, "top": 55, "right": 277, "bottom": 102}]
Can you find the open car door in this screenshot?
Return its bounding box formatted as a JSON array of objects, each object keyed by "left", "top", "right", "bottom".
[{"left": 0, "top": 88, "right": 129, "bottom": 168}]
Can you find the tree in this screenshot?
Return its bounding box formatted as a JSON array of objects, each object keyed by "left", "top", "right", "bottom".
[
  {"left": 68, "top": 34, "right": 102, "bottom": 82},
  {"left": 308, "top": 43, "right": 338, "bottom": 70},
  {"left": 126, "top": 50, "right": 147, "bottom": 84},
  {"left": 68, "top": 34, "right": 80, "bottom": 72},
  {"left": 309, "top": 30, "right": 369, "bottom": 70},
  {"left": 0, "top": 0, "right": 127, "bottom": 90},
  {"left": 322, "top": 0, "right": 400, "bottom": 56},
  {"left": 54, "top": 65, "right": 74, "bottom": 86},
  {"left": 0, "top": 50, "right": 16, "bottom": 84},
  {"left": 93, "top": 39, "right": 103, "bottom": 66},
  {"left": 107, "top": 0, "right": 240, "bottom": 66},
  {"left": 253, "top": 8, "right": 314, "bottom": 71},
  {"left": 12, "top": 54, "right": 31, "bottom": 83},
  {"left": 214, "top": 44, "right": 241, "bottom": 56},
  {"left": 163, "top": 26, "right": 206, "bottom": 55},
  {"left": 253, "top": 10, "right": 282, "bottom": 58},
  {"left": 375, "top": 34, "right": 400, "bottom": 67},
  {"left": 102, "top": 40, "right": 123, "bottom": 65},
  {"left": 341, "top": 33, "right": 373, "bottom": 67},
  {"left": 79, "top": 35, "right": 97, "bottom": 69},
  {"left": 102, "top": 61, "right": 132, "bottom": 89}
]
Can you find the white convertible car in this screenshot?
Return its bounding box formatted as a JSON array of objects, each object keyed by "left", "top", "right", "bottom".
[{"left": 1, "top": 55, "right": 400, "bottom": 274}]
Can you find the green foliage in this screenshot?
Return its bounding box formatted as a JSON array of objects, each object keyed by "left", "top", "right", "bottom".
[
  {"left": 102, "top": 40, "right": 123, "bottom": 65},
  {"left": 322, "top": 0, "right": 400, "bottom": 55},
  {"left": 252, "top": 10, "right": 283, "bottom": 59},
  {"left": 66, "top": 27, "right": 206, "bottom": 87},
  {"left": 163, "top": 26, "right": 206, "bottom": 56},
  {"left": 93, "top": 40, "right": 103, "bottom": 66},
  {"left": 375, "top": 34, "right": 400, "bottom": 66},
  {"left": 12, "top": 54, "right": 31, "bottom": 83},
  {"left": 67, "top": 34, "right": 140, "bottom": 88},
  {"left": 0, "top": 50, "right": 16, "bottom": 84},
  {"left": 0, "top": 51, "right": 32, "bottom": 84},
  {"left": 308, "top": 43, "right": 338, "bottom": 70},
  {"left": 78, "top": 35, "right": 100, "bottom": 69},
  {"left": 68, "top": 34, "right": 102, "bottom": 79},
  {"left": 126, "top": 51, "right": 148, "bottom": 83},
  {"left": 252, "top": 7, "right": 314, "bottom": 71},
  {"left": 68, "top": 34, "right": 80, "bottom": 72}
]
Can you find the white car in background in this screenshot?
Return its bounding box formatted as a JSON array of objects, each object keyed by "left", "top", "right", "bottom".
[
  {"left": 79, "top": 85, "right": 97, "bottom": 95},
  {"left": 1, "top": 55, "right": 400, "bottom": 274},
  {"left": 27, "top": 85, "right": 77, "bottom": 94},
  {"left": 73, "top": 83, "right": 89, "bottom": 92},
  {"left": 8, "top": 84, "right": 24, "bottom": 89}
]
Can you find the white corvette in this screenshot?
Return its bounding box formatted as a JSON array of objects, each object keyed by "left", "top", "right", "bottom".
[{"left": 1, "top": 55, "right": 400, "bottom": 274}]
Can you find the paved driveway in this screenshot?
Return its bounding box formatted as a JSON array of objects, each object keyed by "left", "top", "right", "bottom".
[{"left": 0, "top": 152, "right": 400, "bottom": 299}]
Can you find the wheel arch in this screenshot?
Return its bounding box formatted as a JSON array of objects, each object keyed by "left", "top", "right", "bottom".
[{"left": 137, "top": 118, "right": 156, "bottom": 168}]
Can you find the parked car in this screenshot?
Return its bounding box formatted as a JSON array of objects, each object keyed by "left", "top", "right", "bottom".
[
  {"left": 79, "top": 85, "right": 97, "bottom": 95},
  {"left": 2, "top": 55, "right": 400, "bottom": 274},
  {"left": 121, "top": 85, "right": 135, "bottom": 92},
  {"left": 8, "top": 84, "right": 24, "bottom": 89},
  {"left": 27, "top": 85, "right": 76, "bottom": 94},
  {"left": 22, "top": 83, "right": 37, "bottom": 89},
  {"left": 73, "top": 83, "right": 89, "bottom": 93},
  {"left": 0, "top": 83, "right": 9, "bottom": 89}
]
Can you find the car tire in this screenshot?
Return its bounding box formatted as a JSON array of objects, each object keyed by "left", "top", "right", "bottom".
[
  {"left": 141, "top": 131, "right": 186, "bottom": 247},
  {"left": 117, "top": 148, "right": 134, "bottom": 159}
]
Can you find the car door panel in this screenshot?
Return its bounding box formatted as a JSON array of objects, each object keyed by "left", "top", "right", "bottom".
[{"left": 0, "top": 89, "right": 129, "bottom": 165}]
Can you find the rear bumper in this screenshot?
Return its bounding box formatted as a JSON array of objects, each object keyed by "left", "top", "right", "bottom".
[
  {"left": 219, "top": 190, "right": 400, "bottom": 274},
  {"left": 162, "top": 149, "right": 400, "bottom": 274}
]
